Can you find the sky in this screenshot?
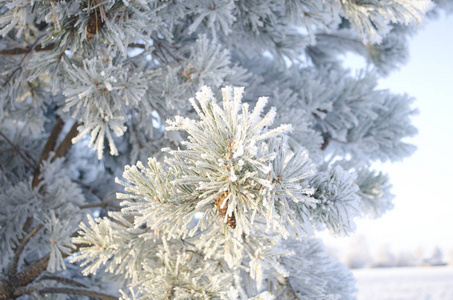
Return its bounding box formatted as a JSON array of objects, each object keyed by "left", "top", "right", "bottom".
[{"left": 320, "top": 13, "right": 453, "bottom": 255}]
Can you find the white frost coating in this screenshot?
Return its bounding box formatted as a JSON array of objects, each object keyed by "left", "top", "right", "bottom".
[
  {"left": 73, "top": 86, "right": 363, "bottom": 298},
  {"left": 0, "top": 0, "right": 435, "bottom": 298}
]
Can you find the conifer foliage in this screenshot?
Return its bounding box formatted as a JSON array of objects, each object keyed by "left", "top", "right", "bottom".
[{"left": 0, "top": 0, "right": 449, "bottom": 299}]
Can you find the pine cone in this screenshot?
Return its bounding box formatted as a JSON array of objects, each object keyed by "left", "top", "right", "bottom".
[
  {"left": 86, "top": 12, "right": 104, "bottom": 41},
  {"left": 215, "top": 192, "right": 236, "bottom": 229}
]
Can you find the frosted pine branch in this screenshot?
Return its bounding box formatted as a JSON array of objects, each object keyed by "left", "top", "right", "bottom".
[{"left": 0, "top": 0, "right": 442, "bottom": 298}]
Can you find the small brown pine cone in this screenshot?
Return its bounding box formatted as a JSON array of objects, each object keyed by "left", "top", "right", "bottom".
[
  {"left": 215, "top": 192, "right": 236, "bottom": 229},
  {"left": 86, "top": 12, "right": 104, "bottom": 41},
  {"left": 226, "top": 212, "right": 236, "bottom": 229}
]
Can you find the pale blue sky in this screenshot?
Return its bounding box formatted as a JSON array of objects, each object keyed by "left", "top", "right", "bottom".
[{"left": 321, "top": 13, "right": 453, "bottom": 253}]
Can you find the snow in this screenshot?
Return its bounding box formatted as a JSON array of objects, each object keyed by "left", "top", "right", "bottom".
[{"left": 353, "top": 266, "right": 453, "bottom": 300}]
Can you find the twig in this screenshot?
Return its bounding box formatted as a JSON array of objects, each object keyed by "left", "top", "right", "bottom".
[
  {"left": 72, "top": 179, "right": 101, "bottom": 199},
  {"left": 10, "top": 255, "right": 50, "bottom": 287},
  {"left": 315, "top": 33, "right": 364, "bottom": 46},
  {"left": 10, "top": 224, "right": 44, "bottom": 275},
  {"left": 32, "top": 116, "right": 65, "bottom": 188},
  {"left": 18, "top": 119, "right": 79, "bottom": 257},
  {"left": 52, "top": 121, "right": 79, "bottom": 161},
  {"left": 185, "top": 249, "right": 228, "bottom": 272},
  {"left": 73, "top": 180, "right": 121, "bottom": 210},
  {"left": 20, "top": 218, "right": 35, "bottom": 244},
  {"left": 79, "top": 202, "right": 121, "bottom": 210},
  {"left": 321, "top": 135, "right": 329, "bottom": 150},
  {"left": 0, "top": 44, "right": 55, "bottom": 55},
  {"left": 20, "top": 117, "right": 64, "bottom": 260},
  {"left": 1, "top": 244, "right": 86, "bottom": 298},
  {"left": 56, "top": 30, "right": 73, "bottom": 66},
  {"left": 0, "top": 130, "right": 36, "bottom": 170},
  {"left": 128, "top": 43, "right": 146, "bottom": 49},
  {"left": 0, "top": 43, "right": 147, "bottom": 56},
  {"left": 11, "top": 284, "right": 118, "bottom": 300},
  {"left": 331, "top": 137, "right": 348, "bottom": 144},
  {"left": 153, "top": 38, "right": 170, "bottom": 65},
  {"left": 150, "top": 36, "right": 182, "bottom": 65},
  {"left": 283, "top": 277, "right": 298, "bottom": 298},
  {"left": 37, "top": 287, "right": 118, "bottom": 300},
  {"left": 39, "top": 275, "right": 88, "bottom": 288},
  {"left": 39, "top": 117, "right": 62, "bottom": 158},
  {"left": 2, "top": 36, "right": 44, "bottom": 88}
]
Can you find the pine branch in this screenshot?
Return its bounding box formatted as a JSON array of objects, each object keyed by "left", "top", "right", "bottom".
[{"left": 0, "top": 130, "right": 36, "bottom": 170}]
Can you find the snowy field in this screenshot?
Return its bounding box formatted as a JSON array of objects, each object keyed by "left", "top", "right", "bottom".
[{"left": 353, "top": 266, "right": 453, "bottom": 300}]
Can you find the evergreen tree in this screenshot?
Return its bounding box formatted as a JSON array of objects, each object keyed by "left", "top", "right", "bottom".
[{"left": 0, "top": 0, "right": 450, "bottom": 299}]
